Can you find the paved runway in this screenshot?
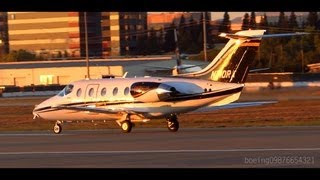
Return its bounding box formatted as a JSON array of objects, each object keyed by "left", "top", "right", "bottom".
[{"left": 0, "top": 126, "right": 319, "bottom": 168}]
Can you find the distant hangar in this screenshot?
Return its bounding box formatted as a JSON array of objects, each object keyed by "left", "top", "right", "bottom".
[{"left": 0, "top": 57, "right": 172, "bottom": 87}]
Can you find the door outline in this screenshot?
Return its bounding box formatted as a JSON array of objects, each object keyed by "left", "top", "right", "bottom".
[{"left": 85, "top": 84, "right": 100, "bottom": 102}]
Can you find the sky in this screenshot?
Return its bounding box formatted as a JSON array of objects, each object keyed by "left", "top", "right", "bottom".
[
  {"left": 211, "top": 12, "right": 248, "bottom": 21},
  {"left": 149, "top": 11, "right": 249, "bottom": 21},
  {"left": 150, "top": 12, "right": 308, "bottom": 22},
  {"left": 210, "top": 12, "right": 309, "bottom": 21}
]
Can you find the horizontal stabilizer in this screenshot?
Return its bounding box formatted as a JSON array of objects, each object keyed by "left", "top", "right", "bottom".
[
  {"left": 219, "top": 31, "right": 309, "bottom": 40},
  {"left": 249, "top": 67, "right": 270, "bottom": 73}
]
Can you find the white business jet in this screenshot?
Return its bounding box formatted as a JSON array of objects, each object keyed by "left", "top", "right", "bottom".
[{"left": 32, "top": 29, "right": 306, "bottom": 134}]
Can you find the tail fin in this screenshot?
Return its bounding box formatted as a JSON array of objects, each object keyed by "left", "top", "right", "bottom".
[{"left": 177, "top": 30, "right": 266, "bottom": 83}]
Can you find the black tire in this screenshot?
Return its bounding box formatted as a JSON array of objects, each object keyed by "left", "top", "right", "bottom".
[
  {"left": 167, "top": 119, "right": 179, "bottom": 132},
  {"left": 121, "top": 120, "right": 132, "bottom": 133},
  {"left": 53, "top": 124, "right": 62, "bottom": 134}
]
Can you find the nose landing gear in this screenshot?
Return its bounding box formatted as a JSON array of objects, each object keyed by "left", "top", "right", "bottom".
[{"left": 53, "top": 120, "right": 62, "bottom": 134}]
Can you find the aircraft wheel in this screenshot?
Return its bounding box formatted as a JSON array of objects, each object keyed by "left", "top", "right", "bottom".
[
  {"left": 167, "top": 118, "right": 179, "bottom": 132},
  {"left": 53, "top": 123, "right": 62, "bottom": 134},
  {"left": 121, "top": 120, "right": 132, "bottom": 133}
]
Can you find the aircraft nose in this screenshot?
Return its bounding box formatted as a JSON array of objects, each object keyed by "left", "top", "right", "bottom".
[{"left": 32, "top": 99, "right": 52, "bottom": 118}]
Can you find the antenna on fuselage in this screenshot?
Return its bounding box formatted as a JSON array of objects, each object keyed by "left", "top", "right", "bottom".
[{"left": 122, "top": 72, "right": 128, "bottom": 78}]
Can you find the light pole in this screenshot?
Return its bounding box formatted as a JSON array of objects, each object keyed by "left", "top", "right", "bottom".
[
  {"left": 100, "top": 19, "right": 104, "bottom": 58},
  {"left": 300, "top": 37, "right": 304, "bottom": 73},
  {"left": 84, "top": 12, "right": 90, "bottom": 79},
  {"left": 0, "top": 39, "right": 2, "bottom": 57},
  {"left": 203, "top": 12, "right": 207, "bottom": 62},
  {"left": 174, "top": 28, "right": 181, "bottom": 75}
]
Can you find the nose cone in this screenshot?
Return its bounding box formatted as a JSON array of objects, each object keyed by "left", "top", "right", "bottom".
[
  {"left": 32, "top": 100, "right": 50, "bottom": 119},
  {"left": 33, "top": 98, "right": 49, "bottom": 112},
  {"left": 32, "top": 96, "right": 60, "bottom": 118}
]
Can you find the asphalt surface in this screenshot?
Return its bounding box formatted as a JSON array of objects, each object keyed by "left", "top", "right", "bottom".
[{"left": 0, "top": 126, "right": 319, "bottom": 168}]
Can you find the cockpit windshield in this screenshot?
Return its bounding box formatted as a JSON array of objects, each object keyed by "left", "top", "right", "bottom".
[{"left": 57, "top": 84, "right": 74, "bottom": 97}]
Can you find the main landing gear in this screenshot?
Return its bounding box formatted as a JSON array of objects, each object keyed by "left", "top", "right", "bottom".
[
  {"left": 166, "top": 114, "right": 179, "bottom": 132},
  {"left": 117, "top": 114, "right": 180, "bottom": 133},
  {"left": 121, "top": 120, "right": 133, "bottom": 133},
  {"left": 117, "top": 114, "right": 133, "bottom": 133}
]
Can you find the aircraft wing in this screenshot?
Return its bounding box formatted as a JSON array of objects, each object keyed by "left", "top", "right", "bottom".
[
  {"left": 54, "top": 100, "right": 276, "bottom": 116},
  {"left": 192, "top": 100, "right": 277, "bottom": 113},
  {"left": 55, "top": 105, "right": 149, "bottom": 115},
  {"left": 143, "top": 65, "right": 173, "bottom": 70}
]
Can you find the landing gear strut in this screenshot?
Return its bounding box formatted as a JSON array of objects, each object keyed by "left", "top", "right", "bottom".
[
  {"left": 53, "top": 120, "right": 62, "bottom": 134},
  {"left": 166, "top": 114, "right": 179, "bottom": 132}
]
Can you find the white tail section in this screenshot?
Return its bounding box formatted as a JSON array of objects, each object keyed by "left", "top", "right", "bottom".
[{"left": 177, "top": 30, "right": 266, "bottom": 83}]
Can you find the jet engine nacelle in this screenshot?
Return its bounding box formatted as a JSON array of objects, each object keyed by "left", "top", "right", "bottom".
[{"left": 130, "top": 82, "right": 179, "bottom": 103}]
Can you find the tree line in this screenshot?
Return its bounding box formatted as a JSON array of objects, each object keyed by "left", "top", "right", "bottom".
[
  {"left": 194, "top": 12, "right": 320, "bottom": 73},
  {"left": 239, "top": 12, "right": 320, "bottom": 72}
]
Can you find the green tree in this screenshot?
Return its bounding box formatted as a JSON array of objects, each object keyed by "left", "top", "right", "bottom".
[
  {"left": 306, "top": 12, "right": 318, "bottom": 27},
  {"left": 2, "top": 49, "right": 36, "bottom": 62},
  {"left": 188, "top": 15, "right": 201, "bottom": 53},
  {"left": 16, "top": 49, "right": 36, "bottom": 61},
  {"left": 177, "top": 14, "right": 186, "bottom": 52},
  {"left": 258, "top": 13, "right": 269, "bottom": 30},
  {"left": 241, "top": 13, "right": 250, "bottom": 30},
  {"left": 163, "top": 23, "right": 176, "bottom": 53},
  {"left": 64, "top": 50, "right": 69, "bottom": 58},
  {"left": 219, "top": 12, "right": 231, "bottom": 33},
  {"left": 146, "top": 27, "right": 160, "bottom": 55},
  {"left": 136, "top": 33, "right": 148, "bottom": 55},
  {"left": 178, "top": 15, "right": 194, "bottom": 53},
  {"left": 57, "top": 51, "right": 63, "bottom": 59},
  {"left": 205, "top": 12, "right": 214, "bottom": 48},
  {"left": 288, "top": 12, "right": 299, "bottom": 29},
  {"left": 249, "top": 12, "right": 256, "bottom": 29},
  {"left": 278, "top": 12, "right": 288, "bottom": 31},
  {"left": 2, "top": 51, "right": 18, "bottom": 62}
]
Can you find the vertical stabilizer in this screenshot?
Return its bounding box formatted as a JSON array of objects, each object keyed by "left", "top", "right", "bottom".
[{"left": 177, "top": 30, "right": 266, "bottom": 83}]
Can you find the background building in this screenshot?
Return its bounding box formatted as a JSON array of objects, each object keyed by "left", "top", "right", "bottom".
[
  {"left": 8, "top": 12, "right": 82, "bottom": 58},
  {"left": 101, "top": 12, "right": 147, "bottom": 56},
  {"left": 79, "top": 12, "right": 102, "bottom": 58},
  {"left": 0, "top": 12, "right": 9, "bottom": 56},
  {"left": 5, "top": 12, "right": 147, "bottom": 58}
]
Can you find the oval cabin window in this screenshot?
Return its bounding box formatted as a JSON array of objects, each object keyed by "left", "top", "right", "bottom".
[
  {"left": 88, "top": 88, "right": 94, "bottom": 97},
  {"left": 76, "top": 88, "right": 82, "bottom": 97},
  {"left": 113, "top": 87, "right": 118, "bottom": 96},
  {"left": 124, "top": 87, "right": 129, "bottom": 96},
  {"left": 101, "top": 87, "right": 107, "bottom": 96}
]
